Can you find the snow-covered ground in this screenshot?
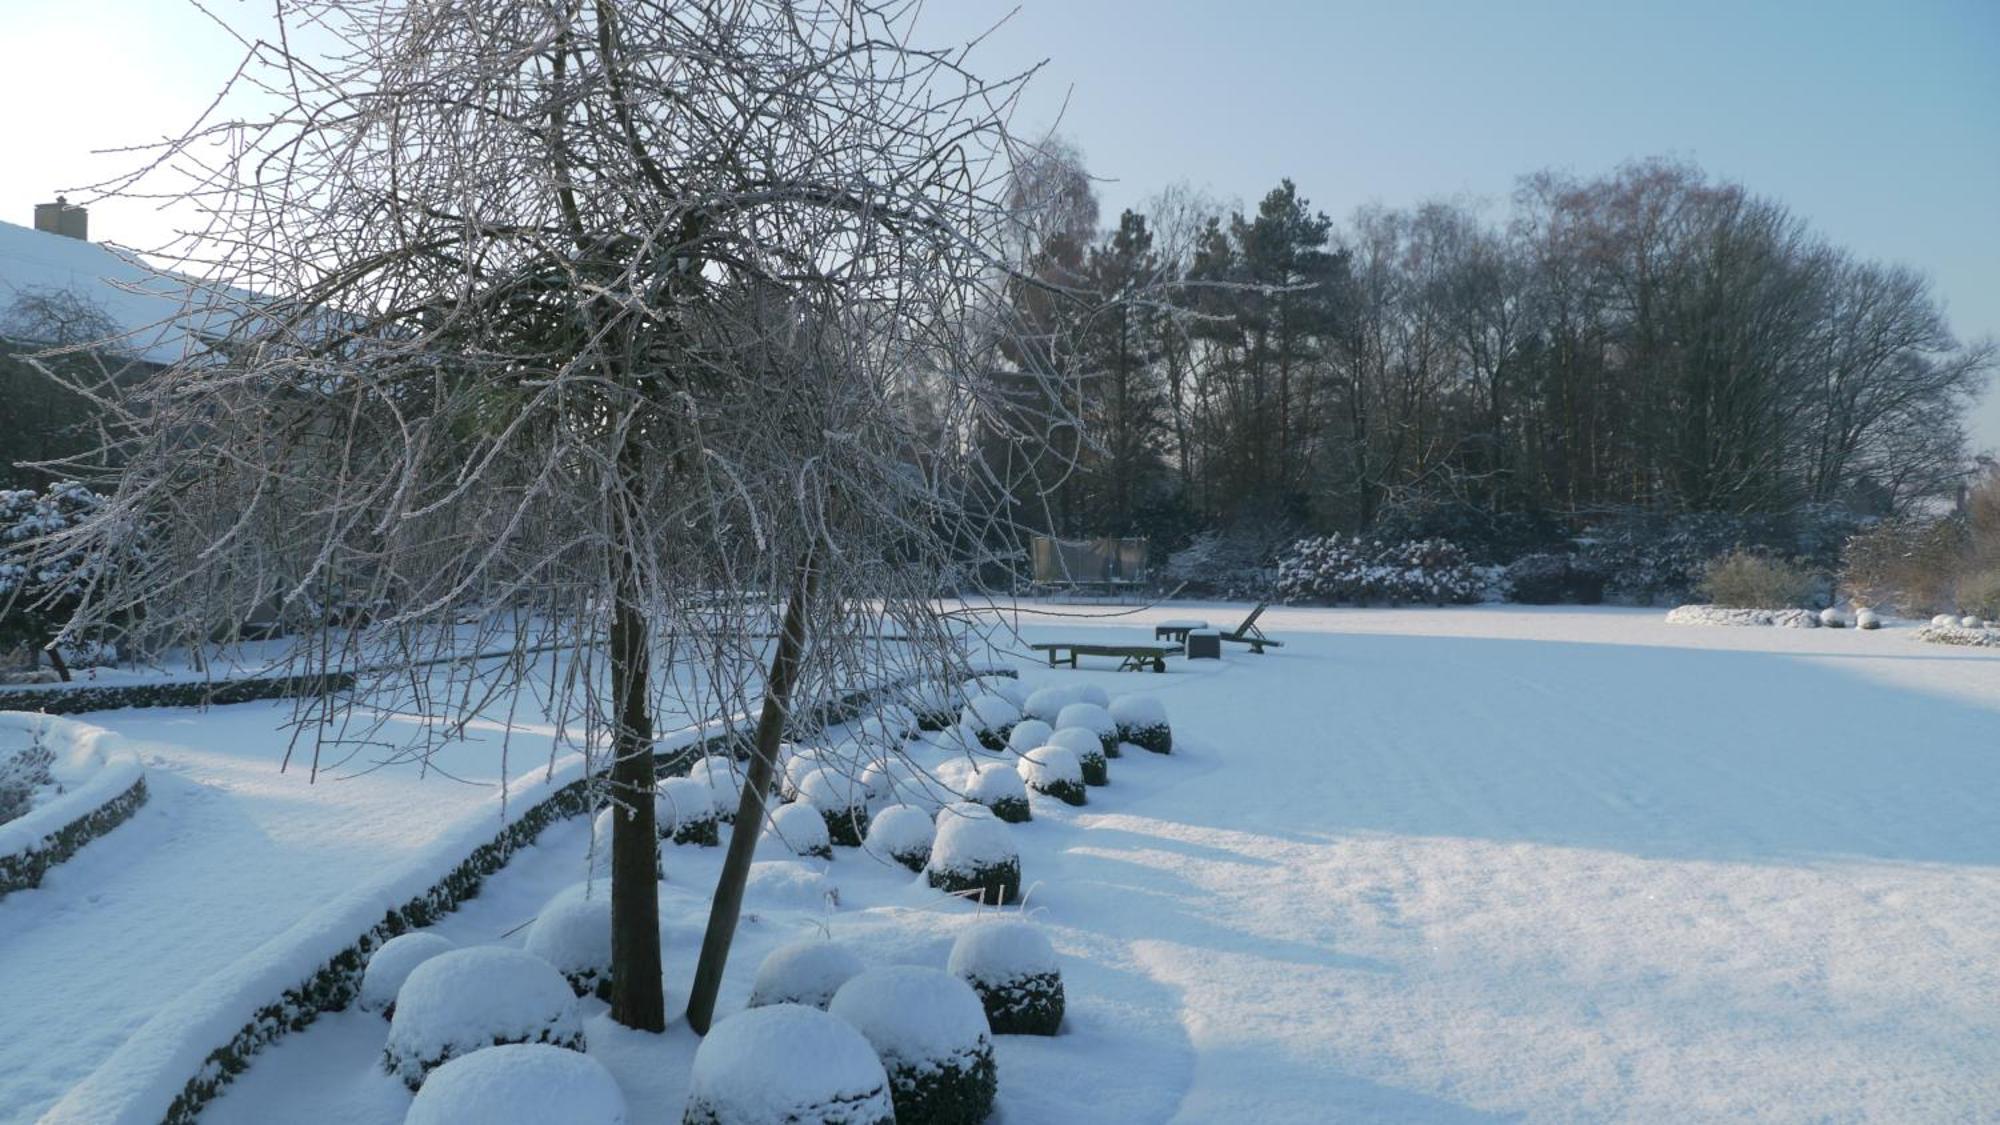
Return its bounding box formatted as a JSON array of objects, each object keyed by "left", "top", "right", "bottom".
[{"left": 7, "top": 604, "right": 2000, "bottom": 1122}]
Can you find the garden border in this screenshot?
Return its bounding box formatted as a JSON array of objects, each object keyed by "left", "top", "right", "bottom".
[{"left": 0, "top": 714, "right": 149, "bottom": 899}]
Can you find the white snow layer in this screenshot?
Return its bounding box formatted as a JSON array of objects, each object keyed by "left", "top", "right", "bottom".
[
  {"left": 966, "top": 761, "right": 1029, "bottom": 806},
  {"left": 655, "top": 776, "right": 716, "bottom": 832},
  {"left": 383, "top": 947, "right": 582, "bottom": 1086},
  {"left": 948, "top": 919, "right": 1060, "bottom": 986},
  {"left": 1665, "top": 604, "right": 1819, "bottom": 628},
  {"left": 959, "top": 692, "right": 1021, "bottom": 733},
  {"left": 1054, "top": 701, "right": 1116, "bottom": 736},
  {"left": 405, "top": 1043, "right": 626, "bottom": 1125},
  {"left": 1045, "top": 727, "right": 1105, "bottom": 760},
  {"left": 1017, "top": 744, "right": 1083, "bottom": 789},
  {"left": 863, "top": 804, "right": 934, "bottom": 859},
  {"left": 758, "top": 801, "right": 831, "bottom": 858},
  {"left": 1005, "top": 718, "right": 1054, "bottom": 755},
  {"left": 685, "top": 1004, "right": 892, "bottom": 1123},
  {"left": 357, "top": 932, "right": 455, "bottom": 1015},
  {"left": 927, "top": 802, "right": 1016, "bottom": 874},
  {"left": 747, "top": 940, "right": 866, "bottom": 1010},
  {"left": 795, "top": 766, "right": 864, "bottom": 813},
  {"left": 0, "top": 713, "right": 144, "bottom": 864},
  {"left": 1107, "top": 693, "right": 1167, "bottom": 730},
  {"left": 827, "top": 965, "right": 991, "bottom": 1067},
  {"left": 522, "top": 884, "right": 613, "bottom": 989}
]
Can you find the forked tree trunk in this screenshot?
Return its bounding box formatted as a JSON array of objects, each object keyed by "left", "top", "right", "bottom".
[
  {"left": 607, "top": 470, "right": 665, "bottom": 1031},
  {"left": 685, "top": 549, "right": 818, "bottom": 1034}
]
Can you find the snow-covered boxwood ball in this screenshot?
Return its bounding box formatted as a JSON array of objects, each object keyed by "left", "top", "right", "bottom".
[
  {"left": 971, "top": 675, "right": 1028, "bottom": 708},
  {"left": 383, "top": 946, "right": 584, "bottom": 1091},
  {"left": 1048, "top": 726, "right": 1109, "bottom": 786},
  {"left": 1017, "top": 744, "right": 1086, "bottom": 807},
  {"left": 747, "top": 939, "right": 866, "bottom": 1010},
  {"left": 905, "top": 680, "right": 962, "bottom": 732},
  {"left": 796, "top": 765, "right": 869, "bottom": 847},
  {"left": 760, "top": 800, "right": 834, "bottom": 860},
  {"left": 1005, "top": 718, "right": 1054, "bottom": 756},
  {"left": 405, "top": 1043, "right": 627, "bottom": 1125},
  {"left": 523, "top": 884, "right": 614, "bottom": 1000},
  {"left": 1109, "top": 693, "right": 1172, "bottom": 755},
  {"left": 926, "top": 802, "right": 1020, "bottom": 905},
  {"left": 1055, "top": 701, "right": 1120, "bottom": 759},
  {"left": 687, "top": 755, "right": 743, "bottom": 822},
  {"left": 682, "top": 1003, "right": 894, "bottom": 1125},
  {"left": 828, "top": 966, "right": 998, "bottom": 1125},
  {"left": 948, "top": 920, "right": 1065, "bottom": 1036},
  {"left": 358, "top": 931, "right": 454, "bottom": 1019},
  {"left": 958, "top": 691, "right": 1021, "bottom": 752},
  {"left": 965, "top": 761, "right": 1032, "bottom": 823},
  {"left": 1074, "top": 683, "right": 1110, "bottom": 708},
  {"left": 1022, "top": 683, "right": 1081, "bottom": 724},
  {"left": 777, "top": 744, "right": 822, "bottom": 802},
  {"left": 865, "top": 803, "right": 935, "bottom": 872},
  {"left": 657, "top": 775, "right": 721, "bottom": 846}
]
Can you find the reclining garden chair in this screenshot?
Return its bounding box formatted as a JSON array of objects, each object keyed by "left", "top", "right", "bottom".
[{"left": 1220, "top": 601, "right": 1283, "bottom": 654}]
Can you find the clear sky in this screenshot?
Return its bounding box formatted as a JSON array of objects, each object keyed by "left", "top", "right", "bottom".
[{"left": 4, "top": 0, "right": 1995, "bottom": 442}]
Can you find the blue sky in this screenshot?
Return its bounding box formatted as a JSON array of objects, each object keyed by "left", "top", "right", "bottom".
[{"left": 5, "top": 0, "right": 1995, "bottom": 442}]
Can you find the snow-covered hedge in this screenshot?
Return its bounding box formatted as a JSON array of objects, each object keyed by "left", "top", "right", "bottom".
[
  {"left": 406, "top": 1043, "right": 626, "bottom": 1125},
  {"left": 1047, "top": 727, "right": 1108, "bottom": 786},
  {"left": 1276, "top": 535, "right": 1482, "bottom": 606},
  {"left": 684, "top": 1004, "right": 893, "bottom": 1125},
  {"left": 1664, "top": 605, "right": 1820, "bottom": 629},
  {"left": 1022, "top": 682, "right": 1105, "bottom": 724},
  {"left": 829, "top": 966, "right": 998, "bottom": 1125},
  {"left": 523, "top": 884, "right": 614, "bottom": 1000},
  {"left": 948, "top": 920, "right": 1064, "bottom": 1036},
  {"left": 358, "top": 932, "right": 453, "bottom": 1019},
  {"left": 747, "top": 940, "right": 866, "bottom": 1010},
  {"left": 0, "top": 668, "right": 358, "bottom": 718},
  {"left": 382, "top": 946, "right": 584, "bottom": 1091},
  {"left": 1501, "top": 552, "right": 1605, "bottom": 605},
  {"left": 0, "top": 713, "right": 148, "bottom": 898},
  {"left": 926, "top": 803, "right": 1020, "bottom": 906},
  {"left": 864, "top": 804, "right": 934, "bottom": 872},
  {"left": 1109, "top": 694, "right": 1171, "bottom": 755},
  {"left": 1055, "top": 701, "right": 1119, "bottom": 760},
  {"left": 1916, "top": 623, "right": 2000, "bottom": 648},
  {"left": 1017, "top": 745, "right": 1085, "bottom": 806}
]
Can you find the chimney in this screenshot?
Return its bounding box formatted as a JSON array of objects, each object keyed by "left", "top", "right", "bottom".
[{"left": 33, "top": 195, "right": 88, "bottom": 241}]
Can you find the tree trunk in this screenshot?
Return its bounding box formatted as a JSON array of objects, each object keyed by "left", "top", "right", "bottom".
[
  {"left": 607, "top": 452, "right": 664, "bottom": 1032},
  {"left": 685, "top": 549, "right": 818, "bottom": 1034}
]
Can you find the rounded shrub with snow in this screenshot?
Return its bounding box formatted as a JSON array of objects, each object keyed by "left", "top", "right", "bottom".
[
  {"left": 777, "top": 744, "right": 822, "bottom": 802},
  {"left": 748, "top": 940, "right": 866, "bottom": 1010},
  {"left": 1017, "top": 745, "right": 1085, "bottom": 807},
  {"left": 524, "top": 884, "right": 614, "bottom": 1000},
  {"left": 948, "top": 919, "right": 1064, "bottom": 1036},
  {"left": 965, "top": 761, "right": 1031, "bottom": 823},
  {"left": 1021, "top": 684, "right": 1080, "bottom": 724},
  {"left": 865, "top": 803, "right": 934, "bottom": 872},
  {"left": 383, "top": 946, "right": 583, "bottom": 1091},
  {"left": 1856, "top": 608, "right": 1881, "bottom": 630},
  {"left": 359, "top": 932, "right": 453, "bottom": 1019},
  {"left": 687, "top": 755, "right": 743, "bottom": 822},
  {"left": 760, "top": 800, "right": 833, "bottom": 860},
  {"left": 971, "top": 675, "right": 1027, "bottom": 708},
  {"left": 925, "top": 802, "right": 1019, "bottom": 905},
  {"left": 657, "top": 776, "right": 720, "bottom": 846},
  {"left": 1109, "top": 694, "right": 1171, "bottom": 755},
  {"left": 1055, "top": 701, "right": 1119, "bottom": 759},
  {"left": 958, "top": 692, "right": 1021, "bottom": 752},
  {"left": 1048, "top": 727, "right": 1108, "bottom": 786},
  {"left": 905, "top": 680, "right": 962, "bottom": 732},
  {"left": 795, "top": 766, "right": 868, "bottom": 847},
  {"left": 829, "top": 966, "right": 997, "bottom": 1125},
  {"left": 683, "top": 1003, "right": 893, "bottom": 1125},
  {"left": 1005, "top": 718, "right": 1053, "bottom": 757},
  {"left": 406, "top": 1043, "right": 626, "bottom": 1125}
]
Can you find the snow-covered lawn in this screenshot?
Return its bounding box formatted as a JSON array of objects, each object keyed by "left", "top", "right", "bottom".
[{"left": 7, "top": 604, "right": 2000, "bottom": 1122}]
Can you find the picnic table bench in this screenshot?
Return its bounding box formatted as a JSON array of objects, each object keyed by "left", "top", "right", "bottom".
[{"left": 1030, "top": 641, "right": 1182, "bottom": 673}]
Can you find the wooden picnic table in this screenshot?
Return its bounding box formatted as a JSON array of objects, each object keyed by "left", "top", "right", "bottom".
[{"left": 1029, "top": 641, "right": 1182, "bottom": 673}]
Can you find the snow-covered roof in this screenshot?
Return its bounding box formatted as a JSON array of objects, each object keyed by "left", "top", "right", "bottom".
[{"left": 0, "top": 220, "right": 225, "bottom": 366}]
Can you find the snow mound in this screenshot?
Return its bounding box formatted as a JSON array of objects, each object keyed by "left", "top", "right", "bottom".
[
  {"left": 864, "top": 804, "right": 934, "bottom": 872},
  {"left": 748, "top": 940, "right": 866, "bottom": 1010},
  {"left": 1021, "top": 684, "right": 1082, "bottom": 723},
  {"left": 1005, "top": 718, "right": 1054, "bottom": 756},
  {"left": 744, "top": 861, "right": 839, "bottom": 911},
  {"left": 406, "top": 1043, "right": 626, "bottom": 1125},
  {"left": 1109, "top": 693, "right": 1172, "bottom": 755},
  {"left": 828, "top": 966, "right": 998, "bottom": 1124},
  {"left": 1055, "top": 701, "right": 1120, "bottom": 759},
  {"left": 683, "top": 1004, "right": 893, "bottom": 1125},
  {"left": 948, "top": 919, "right": 1065, "bottom": 1036},
  {"left": 1047, "top": 727, "right": 1109, "bottom": 786},
  {"left": 1664, "top": 605, "right": 1819, "bottom": 629},
  {"left": 358, "top": 932, "right": 453, "bottom": 1018},
  {"left": 1931, "top": 613, "right": 1957, "bottom": 627},
  {"left": 523, "top": 884, "right": 614, "bottom": 999},
  {"left": 796, "top": 766, "right": 868, "bottom": 847},
  {"left": 1017, "top": 745, "right": 1086, "bottom": 807},
  {"left": 926, "top": 802, "right": 1019, "bottom": 905},
  {"left": 1961, "top": 615, "right": 1985, "bottom": 629},
  {"left": 1819, "top": 607, "right": 1847, "bottom": 628},
  {"left": 759, "top": 801, "right": 833, "bottom": 860},
  {"left": 1074, "top": 684, "right": 1110, "bottom": 708},
  {"left": 657, "top": 776, "right": 720, "bottom": 846},
  {"left": 687, "top": 756, "right": 744, "bottom": 820},
  {"left": 965, "top": 761, "right": 1031, "bottom": 823},
  {"left": 383, "top": 947, "right": 583, "bottom": 1091},
  {"left": 1856, "top": 608, "right": 1881, "bottom": 629},
  {"left": 777, "top": 745, "right": 821, "bottom": 803}
]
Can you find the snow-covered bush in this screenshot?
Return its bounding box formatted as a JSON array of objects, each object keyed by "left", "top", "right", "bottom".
[
  {"left": 1698, "top": 549, "right": 1817, "bottom": 609},
  {"left": 657, "top": 776, "right": 720, "bottom": 847},
  {"left": 687, "top": 756, "right": 743, "bottom": 823},
  {"left": 963, "top": 761, "right": 1031, "bottom": 823},
  {"left": 1055, "top": 701, "right": 1119, "bottom": 760},
  {"left": 1074, "top": 684, "right": 1110, "bottom": 709},
  {"left": 1961, "top": 615, "right": 1984, "bottom": 629},
  {"left": 904, "top": 680, "right": 962, "bottom": 732},
  {"left": 760, "top": 801, "right": 833, "bottom": 860},
  {"left": 1931, "top": 613, "right": 1957, "bottom": 627},
  {"left": 1841, "top": 515, "right": 1965, "bottom": 616},
  {"left": 777, "top": 744, "right": 821, "bottom": 802},
  {"left": 1005, "top": 718, "right": 1053, "bottom": 756},
  {"left": 683, "top": 1004, "right": 893, "bottom": 1125},
  {"left": 1956, "top": 570, "right": 2000, "bottom": 620},
  {"left": 748, "top": 940, "right": 866, "bottom": 1010},
  {"left": 1664, "top": 605, "right": 1819, "bottom": 629},
  {"left": 1109, "top": 694, "right": 1171, "bottom": 755},
  {"left": 524, "top": 884, "right": 614, "bottom": 999},
  {"left": 358, "top": 932, "right": 454, "bottom": 1019},
  {"left": 1856, "top": 608, "right": 1881, "bottom": 630},
  {"left": 864, "top": 804, "right": 934, "bottom": 872},
  {"left": 1016, "top": 744, "right": 1085, "bottom": 806},
  {"left": 970, "top": 676, "right": 1027, "bottom": 708},
  {"left": 828, "top": 967, "right": 997, "bottom": 1125},
  {"left": 958, "top": 692, "right": 1020, "bottom": 752},
  {"left": 1917, "top": 622, "right": 2000, "bottom": 647},
  {"left": 925, "top": 803, "right": 1019, "bottom": 905},
  {"left": 383, "top": 947, "right": 584, "bottom": 1091},
  {"left": 1048, "top": 727, "right": 1108, "bottom": 786},
  {"left": 796, "top": 766, "right": 868, "bottom": 847},
  {"left": 1819, "top": 606, "right": 1847, "bottom": 628},
  {"left": 0, "top": 481, "right": 121, "bottom": 664},
  {"left": 947, "top": 920, "right": 1065, "bottom": 1036},
  {"left": 406, "top": 1044, "right": 626, "bottom": 1125},
  {"left": 1276, "top": 535, "right": 1482, "bottom": 606},
  {"left": 1021, "top": 684, "right": 1081, "bottom": 724},
  {"left": 1501, "top": 552, "right": 1605, "bottom": 605}
]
